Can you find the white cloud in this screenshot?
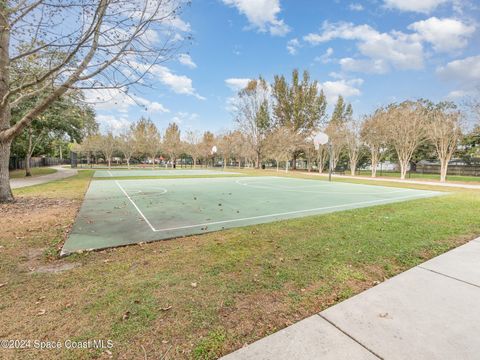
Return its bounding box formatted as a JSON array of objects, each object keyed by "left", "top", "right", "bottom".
[
  {"left": 131, "top": 95, "right": 170, "bottom": 113},
  {"left": 328, "top": 71, "right": 344, "bottom": 79},
  {"left": 383, "top": 0, "right": 448, "bottom": 13},
  {"left": 149, "top": 65, "right": 205, "bottom": 100},
  {"left": 437, "top": 55, "right": 480, "bottom": 83},
  {"left": 321, "top": 78, "right": 363, "bottom": 103},
  {"left": 340, "top": 57, "right": 389, "bottom": 74},
  {"left": 408, "top": 17, "right": 475, "bottom": 52},
  {"left": 178, "top": 53, "right": 197, "bottom": 68},
  {"left": 304, "top": 22, "right": 424, "bottom": 71},
  {"left": 225, "top": 78, "right": 251, "bottom": 91},
  {"left": 286, "top": 38, "right": 300, "bottom": 55},
  {"left": 84, "top": 88, "right": 135, "bottom": 113},
  {"left": 148, "top": 102, "right": 170, "bottom": 113},
  {"left": 84, "top": 88, "right": 170, "bottom": 118},
  {"left": 446, "top": 90, "right": 471, "bottom": 99},
  {"left": 96, "top": 114, "right": 131, "bottom": 132},
  {"left": 171, "top": 112, "right": 200, "bottom": 130},
  {"left": 222, "top": 0, "right": 290, "bottom": 36},
  {"left": 349, "top": 3, "right": 364, "bottom": 11},
  {"left": 315, "top": 47, "right": 334, "bottom": 63},
  {"left": 169, "top": 17, "right": 191, "bottom": 32}
]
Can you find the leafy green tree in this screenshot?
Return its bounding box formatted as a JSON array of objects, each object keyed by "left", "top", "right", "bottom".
[
  {"left": 272, "top": 69, "right": 327, "bottom": 133},
  {"left": 330, "top": 96, "right": 353, "bottom": 125},
  {"left": 272, "top": 69, "right": 327, "bottom": 168},
  {"left": 460, "top": 125, "right": 480, "bottom": 164},
  {"left": 11, "top": 93, "right": 96, "bottom": 176}
]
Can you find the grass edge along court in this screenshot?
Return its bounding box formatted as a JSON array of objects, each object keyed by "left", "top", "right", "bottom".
[{"left": 62, "top": 174, "right": 444, "bottom": 255}]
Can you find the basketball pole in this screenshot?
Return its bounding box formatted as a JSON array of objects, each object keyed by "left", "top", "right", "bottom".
[{"left": 328, "top": 141, "right": 333, "bottom": 182}]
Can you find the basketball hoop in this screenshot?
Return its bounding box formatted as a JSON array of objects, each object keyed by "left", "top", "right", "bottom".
[
  {"left": 211, "top": 145, "right": 217, "bottom": 155},
  {"left": 313, "top": 132, "right": 329, "bottom": 150}
]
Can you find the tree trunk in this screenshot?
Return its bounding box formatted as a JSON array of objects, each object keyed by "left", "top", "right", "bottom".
[
  {"left": 292, "top": 153, "right": 297, "bottom": 170},
  {"left": 285, "top": 160, "right": 289, "bottom": 173},
  {"left": 371, "top": 150, "right": 378, "bottom": 178},
  {"left": 0, "top": 7, "right": 14, "bottom": 202},
  {"left": 25, "top": 128, "right": 33, "bottom": 176},
  {"left": 255, "top": 152, "right": 260, "bottom": 169},
  {"left": 276, "top": 160, "right": 279, "bottom": 172},
  {"left": 0, "top": 139, "right": 13, "bottom": 202},
  {"left": 126, "top": 158, "right": 130, "bottom": 169},
  {"left": 224, "top": 157, "right": 227, "bottom": 169},
  {"left": 399, "top": 161, "right": 408, "bottom": 180},
  {"left": 25, "top": 154, "right": 32, "bottom": 177},
  {"left": 440, "top": 159, "right": 448, "bottom": 183},
  {"left": 108, "top": 158, "right": 111, "bottom": 169}
]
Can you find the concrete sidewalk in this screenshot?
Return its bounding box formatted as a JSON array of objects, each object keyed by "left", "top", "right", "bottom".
[
  {"left": 10, "top": 166, "right": 77, "bottom": 189},
  {"left": 304, "top": 172, "right": 480, "bottom": 190},
  {"left": 222, "top": 238, "right": 480, "bottom": 360}
]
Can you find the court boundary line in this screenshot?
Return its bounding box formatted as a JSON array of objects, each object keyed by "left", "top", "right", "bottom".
[
  {"left": 235, "top": 179, "right": 414, "bottom": 195},
  {"left": 150, "top": 192, "right": 436, "bottom": 232},
  {"left": 114, "top": 180, "right": 157, "bottom": 232}
]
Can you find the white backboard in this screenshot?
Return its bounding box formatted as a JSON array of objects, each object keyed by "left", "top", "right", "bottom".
[{"left": 313, "top": 132, "right": 329, "bottom": 149}]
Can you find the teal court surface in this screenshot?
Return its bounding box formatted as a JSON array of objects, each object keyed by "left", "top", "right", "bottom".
[
  {"left": 62, "top": 176, "right": 444, "bottom": 255},
  {"left": 93, "top": 169, "right": 239, "bottom": 177}
]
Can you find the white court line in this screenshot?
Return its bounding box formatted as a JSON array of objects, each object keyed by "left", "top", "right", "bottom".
[
  {"left": 153, "top": 192, "right": 436, "bottom": 232},
  {"left": 108, "top": 170, "right": 113, "bottom": 177},
  {"left": 235, "top": 179, "right": 413, "bottom": 195},
  {"left": 114, "top": 180, "right": 157, "bottom": 232}
]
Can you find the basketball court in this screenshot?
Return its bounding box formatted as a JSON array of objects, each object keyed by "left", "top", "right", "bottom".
[
  {"left": 61, "top": 176, "right": 443, "bottom": 255},
  {"left": 93, "top": 169, "right": 240, "bottom": 177}
]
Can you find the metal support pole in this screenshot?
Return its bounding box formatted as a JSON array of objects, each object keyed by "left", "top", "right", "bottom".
[{"left": 328, "top": 141, "right": 333, "bottom": 182}]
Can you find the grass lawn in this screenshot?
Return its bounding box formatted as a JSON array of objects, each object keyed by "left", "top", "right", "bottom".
[
  {"left": 1, "top": 169, "right": 479, "bottom": 359},
  {"left": 9, "top": 167, "right": 57, "bottom": 179},
  {"left": 354, "top": 169, "right": 480, "bottom": 183}
]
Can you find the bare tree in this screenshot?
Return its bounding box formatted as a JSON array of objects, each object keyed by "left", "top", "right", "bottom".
[
  {"left": 184, "top": 130, "right": 202, "bottom": 168},
  {"left": 217, "top": 131, "right": 237, "bottom": 169},
  {"left": 264, "top": 126, "right": 300, "bottom": 172},
  {"left": 316, "top": 139, "right": 329, "bottom": 174},
  {"left": 232, "top": 78, "right": 271, "bottom": 168},
  {"left": 229, "top": 130, "right": 245, "bottom": 167},
  {"left": 163, "top": 122, "right": 181, "bottom": 167},
  {"left": 200, "top": 131, "right": 215, "bottom": 167},
  {"left": 300, "top": 139, "right": 317, "bottom": 172},
  {"left": 344, "top": 119, "right": 364, "bottom": 176},
  {"left": 118, "top": 127, "right": 137, "bottom": 169},
  {"left": 80, "top": 134, "right": 102, "bottom": 166},
  {"left": 426, "top": 102, "right": 463, "bottom": 182},
  {"left": 99, "top": 132, "right": 116, "bottom": 169},
  {"left": 385, "top": 101, "right": 427, "bottom": 180},
  {"left": 325, "top": 122, "right": 345, "bottom": 171},
  {"left": 0, "top": 0, "right": 188, "bottom": 201},
  {"left": 361, "top": 109, "right": 388, "bottom": 177},
  {"left": 132, "top": 117, "right": 161, "bottom": 168}
]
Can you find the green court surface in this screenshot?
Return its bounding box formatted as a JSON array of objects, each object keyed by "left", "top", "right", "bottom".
[
  {"left": 93, "top": 169, "right": 239, "bottom": 177},
  {"left": 62, "top": 176, "right": 443, "bottom": 255}
]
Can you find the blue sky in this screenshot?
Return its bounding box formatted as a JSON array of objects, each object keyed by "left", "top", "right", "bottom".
[{"left": 93, "top": 0, "right": 480, "bottom": 134}]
